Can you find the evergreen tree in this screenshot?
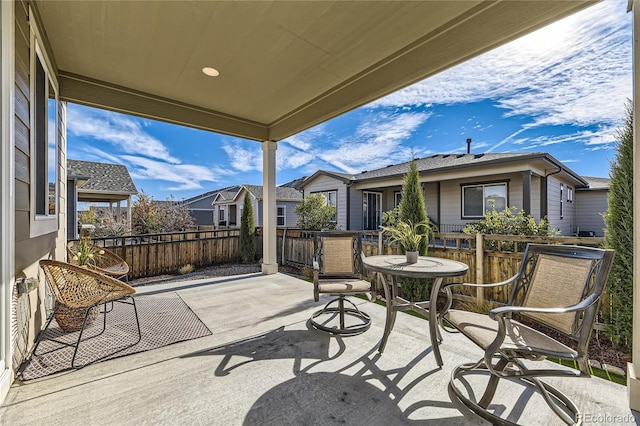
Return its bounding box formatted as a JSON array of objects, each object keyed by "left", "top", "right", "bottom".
[
  {"left": 603, "top": 101, "right": 634, "bottom": 352},
  {"left": 398, "top": 160, "right": 429, "bottom": 255},
  {"left": 397, "top": 159, "right": 430, "bottom": 301},
  {"left": 240, "top": 194, "right": 256, "bottom": 263}
]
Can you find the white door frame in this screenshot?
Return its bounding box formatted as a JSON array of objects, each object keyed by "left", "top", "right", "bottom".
[{"left": 0, "top": 0, "right": 16, "bottom": 403}]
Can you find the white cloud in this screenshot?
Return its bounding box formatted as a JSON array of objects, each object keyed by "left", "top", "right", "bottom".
[
  {"left": 121, "top": 155, "right": 219, "bottom": 191},
  {"left": 369, "top": 1, "right": 631, "bottom": 131},
  {"left": 67, "top": 105, "right": 180, "bottom": 163}
]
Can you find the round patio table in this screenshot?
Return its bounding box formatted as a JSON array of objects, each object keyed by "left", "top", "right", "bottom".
[{"left": 362, "top": 255, "right": 468, "bottom": 367}]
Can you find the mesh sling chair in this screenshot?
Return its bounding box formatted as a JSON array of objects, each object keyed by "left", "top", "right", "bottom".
[
  {"left": 311, "top": 231, "right": 375, "bottom": 335},
  {"left": 32, "top": 260, "right": 141, "bottom": 369},
  {"left": 440, "top": 244, "right": 614, "bottom": 425},
  {"left": 67, "top": 240, "right": 130, "bottom": 282}
]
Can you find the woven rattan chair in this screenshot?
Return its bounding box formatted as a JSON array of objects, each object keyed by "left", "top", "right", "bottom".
[
  {"left": 440, "top": 244, "right": 614, "bottom": 425},
  {"left": 33, "top": 260, "right": 141, "bottom": 368},
  {"left": 311, "top": 231, "right": 375, "bottom": 335},
  {"left": 67, "top": 240, "right": 130, "bottom": 281}
]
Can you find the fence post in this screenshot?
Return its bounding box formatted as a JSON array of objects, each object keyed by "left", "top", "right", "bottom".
[
  {"left": 476, "top": 233, "right": 484, "bottom": 305},
  {"left": 378, "top": 231, "right": 383, "bottom": 256}
]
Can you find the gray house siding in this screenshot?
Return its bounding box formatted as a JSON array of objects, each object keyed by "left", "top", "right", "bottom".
[
  {"left": 546, "top": 176, "right": 578, "bottom": 236},
  {"left": 190, "top": 210, "right": 214, "bottom": 226},
  {"left": 575, "top": 190, "right": 608, "bottom": 237},
  {"left": 303, "top": 174, "right": 348, "bottom": 230}
]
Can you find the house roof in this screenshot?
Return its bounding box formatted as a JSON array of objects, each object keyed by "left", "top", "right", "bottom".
[
  {"left": 35, "top": 1, "right": 593, "bottom": 142},
  {"left": 181, "top": 185, "right": 240, "bottom": 205},
  {"left": 300, "top": 152, "right": 589, "bottom": 189},
  {"left": 67, "top": 159, "right": 138, "bottom": 197},
  {"left": 211, "top": 184, "right": 303, "bottom": 205},
  {"left": 279, "top": 176, "right": 308, "bottom": 189},
  {"left": 579, "top": 176, "right": 611, "bottom": 190}
]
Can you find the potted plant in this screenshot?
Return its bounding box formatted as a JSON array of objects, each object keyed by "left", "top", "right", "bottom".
[
  {"left": 57, "top": 235, "right": 105, "bottom": 332},
  {"left": 381, "top": 219, "right": 430, "bottom": 264}
]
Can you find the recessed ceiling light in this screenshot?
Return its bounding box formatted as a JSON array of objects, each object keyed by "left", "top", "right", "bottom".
[{"left": 202, "top": 67, "right": 220, "bottom": 77}]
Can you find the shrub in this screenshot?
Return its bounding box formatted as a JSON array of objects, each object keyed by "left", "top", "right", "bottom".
[
  {"left": 463, "top": 206, "right": 557, "bottom": 251},
  {"left": 395, "top": 159, "right": 431, "bottom": 301},
  {"left": 603, "top": 101, "right": 634, "bottom": 352},
  {"left": 131, "top": 191, "right": 195, "bottom": 234},
  {"left": 178, "top": 264, "right": 195, "bottom": 275},
  {"left": 294, "top": 193, "right": 337, "bottom": 231},
  {"left": 240, "top": 195, "right": 256, "bottom": 263}
]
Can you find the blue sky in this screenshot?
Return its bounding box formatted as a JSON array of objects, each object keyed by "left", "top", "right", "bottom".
[{"left": 67, "top": 1, "right": 632, "bottom": 201}]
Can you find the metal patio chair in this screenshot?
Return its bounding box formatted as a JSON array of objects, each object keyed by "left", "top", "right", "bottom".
[
  {"left": 32, "top": 260, "right": 141, "bottom": 369},
  {"left": 311, "top": 231, "right": 375, "bottom": 335},
  {"left": 440, "top": 243, "right": 614, "bottom": 425}
]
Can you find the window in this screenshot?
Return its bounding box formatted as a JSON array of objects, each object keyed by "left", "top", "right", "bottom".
[
  {"left": 567, "top": 186, "right": 574, "bottom": 203},
  {"left": 314, "top": 190, "right": 337, "bottom": 222},
  {"left": 363, "top": 192, "right": 382, "bottom": 230},
  {"left": 29, "top": 29, "right": 60, "bottom": 237},
  {"left": 394, "top": 191, "right": 402, "bottom": 207},
  {"left": 277, "top": 206, "right": 285, "bottom": 226},
  {"left": 560, "top": 184, "right": 564, "bottom": 219},
  {"left": 218, "top": 206, "right": 226, "bottom": 224},
  {"left": 462, "top": 182, "right": 507, "bottom": 218}
]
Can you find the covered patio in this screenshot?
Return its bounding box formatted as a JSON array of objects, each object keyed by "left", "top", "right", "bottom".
[{"left": 1, "top": 273, "right": 633, "bottom": 425}]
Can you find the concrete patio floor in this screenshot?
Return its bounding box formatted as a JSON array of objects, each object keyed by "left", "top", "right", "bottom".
[{"left": 1, "top": 272, "right": 636, "bottom": 425}]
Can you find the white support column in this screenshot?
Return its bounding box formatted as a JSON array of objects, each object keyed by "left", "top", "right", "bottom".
[
  {"left": 262, "top": 140, "right": 278, "bottom": 274},
  {"left": 629, "top": 0, "right": 640, "bottom": 411}
]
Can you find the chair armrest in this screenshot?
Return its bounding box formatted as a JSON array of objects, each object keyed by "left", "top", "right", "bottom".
[
  {"left": 443, "top": 273, "right": 519, "bottom": 290},
  {"left": 488, "top": 293, "right": 601, "bottom": 320}
]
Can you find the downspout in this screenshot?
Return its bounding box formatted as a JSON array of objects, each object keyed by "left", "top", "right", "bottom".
[
  {"left": 541, "top": 166, "right": 562, "bottom": 218},
  {"left": 346, "top": 184, "right": 351, "bottom": 230}
]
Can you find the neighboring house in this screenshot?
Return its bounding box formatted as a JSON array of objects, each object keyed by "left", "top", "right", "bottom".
[
  {"left": 180, "top": 186, "right": 237, "bottom": 227},
  {"left": 212, "top": 184, "right": 303, "bottom": 228},
  {"left": 67, "top": 160, "right": 138, "bottom": 240},
  {"left": 299, "top": 152, "right": 605, "bottom": 236},
  {"left": 575, "top": 176, "right": 610, "bottom": 237}
]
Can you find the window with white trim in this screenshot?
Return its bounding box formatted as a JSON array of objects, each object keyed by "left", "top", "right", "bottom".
[
  {"left": 314, "top": 190, "right": 337, "bottom": 222},
  {"left": 29, "top": 27, "right": 60, "bottom": 237},
  {"left": 394, "top": 191, "right": 402, "bottom": 207},
  {"left": 567, "top": 186, "right": 573, "bottom": 203},
  {"left": 461, "top": 182, "right": 507, "bottom": 218},
  {"left": 277, "top": 206, "right": 285, "bottom": 226}
]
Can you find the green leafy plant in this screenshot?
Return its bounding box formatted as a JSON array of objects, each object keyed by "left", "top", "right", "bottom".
[
  {"left": 463, "top": 206, "right": 557, "bottom": 251},
  {"left": 294, "top": 193, "right": 337, "bottom": 231},
  {"left": 381, "top": 220, "right": 430, "bottom": 252}
]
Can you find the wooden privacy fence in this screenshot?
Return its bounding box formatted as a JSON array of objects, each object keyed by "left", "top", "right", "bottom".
[
  {"left": 79, "top": 228, "right": 605, "bottom": 304},
  {"left": 77, "top": 229, "right": 242, "bottom": 279}
]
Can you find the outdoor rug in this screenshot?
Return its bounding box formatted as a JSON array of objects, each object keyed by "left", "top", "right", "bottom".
[{"left": 20, "top": 292, "right": 211, "bottom": 381}]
